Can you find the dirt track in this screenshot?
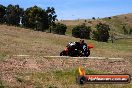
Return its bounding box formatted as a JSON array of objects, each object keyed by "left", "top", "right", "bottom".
[{"left": 1, "top": 56, "right": 132, "bottom": 73}]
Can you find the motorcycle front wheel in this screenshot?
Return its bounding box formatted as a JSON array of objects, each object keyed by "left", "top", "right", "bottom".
[
  {"left": 60, "top": 50, "right": 67, "bottom": 56},
  {"left": 85, "top": 49, "right": 90, "bottom": 57}
]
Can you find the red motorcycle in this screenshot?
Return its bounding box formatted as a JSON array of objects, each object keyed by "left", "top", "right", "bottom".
[{"left": 60, "top": 42, "right": 93, "bottom": 57}]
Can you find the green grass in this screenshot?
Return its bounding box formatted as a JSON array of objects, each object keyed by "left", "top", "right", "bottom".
[
  {"left": 65, "top": 26, "right": 73, "bottom": 35},
  {"left": 13, "top": 68, "right": 132, "bottom": 88},
  {"left": 0, "top": 53, "right": 7, "bottom": 61},
  {"left": 14, "top": 68, "right": 102, "bottom": 87},
  {"left": 113, "top": 39, "right": 132, "bottom": 52},
  {"left": 86, "top": 39, "right": 132, "bottom": 52},
  {"left": 102, "top": 17, "right": 125, "bottom": 34},
  {"left": 0, "top": 79, "right": 4, "bottom": 88}
]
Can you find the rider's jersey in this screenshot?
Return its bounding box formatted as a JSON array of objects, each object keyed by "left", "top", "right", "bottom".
[{"left": 82, "top": 43, "right": 88, "bottom": 52}]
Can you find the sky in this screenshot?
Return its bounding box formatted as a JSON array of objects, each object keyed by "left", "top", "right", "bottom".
[{"left": 0, "top": 0, "right": 132, "bottom": 20}]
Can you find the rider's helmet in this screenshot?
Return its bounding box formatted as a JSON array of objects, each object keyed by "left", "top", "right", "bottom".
[{"left": 80, "top": 39, "right": 84, "bottom": 44}]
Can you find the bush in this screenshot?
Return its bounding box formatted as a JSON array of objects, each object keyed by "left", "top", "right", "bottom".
[
  {"left": 92, "top": 30, "right": 99, "bottom": 40},
  {"left": 108, "top": 17, "right": 111, "bottom": 19},
  {"left": 93, "top": 23, "right": 110, "bottom": 42},
  {"left": 92, "top": 17, "right": 95, "bottom": 20},
  {"left": 72, "top": 24, "right": 91, "bottom": 39},
  {"left": 52, "top": 23, "right": 67, "bottom": 35}
]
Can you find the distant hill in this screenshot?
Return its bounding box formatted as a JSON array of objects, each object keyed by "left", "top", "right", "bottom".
[{"left": 59, "top": 13, "right": 132, "bottom": 38}]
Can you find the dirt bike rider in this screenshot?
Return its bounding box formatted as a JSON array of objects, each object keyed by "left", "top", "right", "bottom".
[
  {"left": 66, "top": 40, "right": 88, "bottom": 56},
  {"left": 79, "top": 39, "right": 88, "bottom": 56},
  {"left": 60, "top": 40, "right": 91, "bottom": 57}
]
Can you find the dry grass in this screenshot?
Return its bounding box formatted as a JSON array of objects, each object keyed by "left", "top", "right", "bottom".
[
  {"left": 0, "top": 24, "right": 132, "bottom": 88},
  {"left": 0, "top": 25, "right": 131, "bottom": 58},
  {"left": 0, "top": 56, "right": 132, "bottom": 88}
]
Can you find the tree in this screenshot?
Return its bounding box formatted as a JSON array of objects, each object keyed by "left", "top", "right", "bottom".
[
  {"left": 72, "top": 24, "right": 91, "bottom": 39},
  {"left": 22, "top": 6, "right": 49, "bottom": 30},
  {"left": 0, "top": 4, "right": 58, "bottom": 33},
  {"left": 5, "top": 4, "right": 24, "bottom": 26},
  {"left": 52, "top": 23, "right": 67, "bottom": 35},
  {"left": 46, "top": 7, "right": 57, "bottom": 32},
  {"left": 93, "top": 23, "right": 110, "bottom": 42},
  {"left": 0, "top": 4, "right": 6, "bottom": 23},
  {"left": 22, "top": 6, "right": 57, "bottom": 31}
]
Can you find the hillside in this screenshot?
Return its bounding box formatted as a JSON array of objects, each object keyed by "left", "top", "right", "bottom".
[
  {"left": 0, "top": 25, "right": 132, "bottom": 88},
  {"left": 0, "top": 25, "right": 131, "bottom": 58},
  {"left": 60, "top": 13, "right": 132, "bottom": 38}
]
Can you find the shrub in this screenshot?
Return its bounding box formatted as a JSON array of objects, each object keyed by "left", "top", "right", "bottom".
[
  {"left": 93, "top": 23, "right": 110, "bottom": 42},
  {"left": 72, "top": 24, "right": 91, "bottom": 39},
  {"left": 52, "top": 23, "right": 67, "bottom": 35}
]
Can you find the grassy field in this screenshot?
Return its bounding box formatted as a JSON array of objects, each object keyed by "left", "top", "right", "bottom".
[
  {"left": 0, "top": 25, "right": 131, "bottom": 58},
  {"left": 1, "top": 66, "right": 132, "bottom": 88},
  {"left": 0, "top": 24, "right": 132, "bottom": 88}
]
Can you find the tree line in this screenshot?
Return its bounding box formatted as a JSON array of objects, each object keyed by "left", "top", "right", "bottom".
[
  {"left": 0, "top": 4, "right": 111, "bottom": 42},
  {"left": 0, "top": 4, "right": 67, "bottom": 34}
]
